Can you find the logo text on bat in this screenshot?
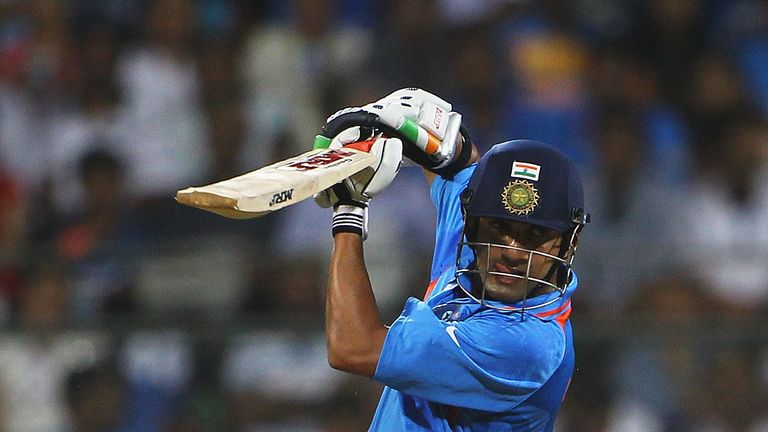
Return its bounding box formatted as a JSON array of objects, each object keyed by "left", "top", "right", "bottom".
[
  {"left": 286, "top": 149, "right": 356, "bottom": 171},
  {"left": 269, "top": 188, "right": 294, "bottom": 206}
]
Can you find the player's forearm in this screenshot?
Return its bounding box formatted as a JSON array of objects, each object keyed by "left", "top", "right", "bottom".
[{"left": 326, "top": 233, "right": 387, "bottom": 377}]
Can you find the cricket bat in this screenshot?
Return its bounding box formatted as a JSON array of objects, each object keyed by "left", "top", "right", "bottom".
[{"left": 175, "top": 146, "right": 376, "bottom": 219}]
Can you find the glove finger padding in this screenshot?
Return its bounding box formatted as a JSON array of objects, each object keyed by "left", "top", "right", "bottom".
[
  {"left": 316, "top": 87, "right": 470, "bottom": 181},
  {"left": 330, "top": 126, "right": 375, "bottom": 148},
  {"left": 313, "top": 126, "right": 378, "bottom": 208},
  {"left": 379, "top": 87, "right": 453, "bottom": 113},
  {"left": 362, "top": 88, "right": 464, "bottom": 171},
  {"left": 372, "top": 87, "right": 453, "bottom": 140}
]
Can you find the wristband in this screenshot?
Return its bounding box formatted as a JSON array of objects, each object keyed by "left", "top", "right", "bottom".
[
  {"left": 433, "top": 126, "right": 474, "bottom": 179},
  {"left": 332, "top": 204, "right": 368, "bottom": 240}
]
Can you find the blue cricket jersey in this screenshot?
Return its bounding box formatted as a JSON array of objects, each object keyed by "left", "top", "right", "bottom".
[{"left": 369, "top": 166, "right": 577, "bottom": 431}]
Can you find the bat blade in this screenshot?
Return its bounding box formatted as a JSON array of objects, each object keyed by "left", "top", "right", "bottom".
[{"left": 176, "top": 147, "right": 376, "bottom": 219}]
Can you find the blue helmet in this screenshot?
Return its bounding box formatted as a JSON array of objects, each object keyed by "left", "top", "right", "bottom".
[
  {"left": 456, "top": 140, "right": 590, "bottom": 311},
  {"left": 462, "top": 140, "right": 588, "bottom": 232}
]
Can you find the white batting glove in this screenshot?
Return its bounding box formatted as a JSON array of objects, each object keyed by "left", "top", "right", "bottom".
[
  {"left": 318, "top": 88, "right": 471, "bottom": 177},
  {"left": 324, "top": 136, "right": 402, "bottom": 240},
  {"left": 315, "top": 133, "right": 403, "bottom": 207},
  {"left": 365, "top": 88, "right": 463, "bottom": 170}
]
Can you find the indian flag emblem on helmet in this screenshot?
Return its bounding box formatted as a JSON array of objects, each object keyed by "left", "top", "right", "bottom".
[
  {"left": 511, "top": 161, "right": 541, "bottom": 181},
  {"left": 502, "top": 180, "right": 540, "bottom": 216}
]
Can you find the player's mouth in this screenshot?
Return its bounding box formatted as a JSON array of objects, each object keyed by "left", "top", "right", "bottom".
[{"left": 492, "top": 263, "right": 525, "bottom": 286}]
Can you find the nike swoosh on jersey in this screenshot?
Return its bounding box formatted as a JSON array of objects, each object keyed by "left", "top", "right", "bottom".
[{"left": 445, "top": 325, "right": 461, "bottom": 347}]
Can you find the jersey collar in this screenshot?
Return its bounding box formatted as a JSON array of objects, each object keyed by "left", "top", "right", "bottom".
[{"left": 449, "top": 270, "right": 578, "bottom": 316}]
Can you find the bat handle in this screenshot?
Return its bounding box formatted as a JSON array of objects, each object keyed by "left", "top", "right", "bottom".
[
  {"left": 315, "top": 120, "right": 439, "bottom": 155},
  {"left": 314, "top": 135, "right": 332, "bottom": 149},
  {"left": 318, "top": 110, "right": 442, "bottom": 169},
  {"left": 395, "top": 118, "right": 440, "bottom": 155}
]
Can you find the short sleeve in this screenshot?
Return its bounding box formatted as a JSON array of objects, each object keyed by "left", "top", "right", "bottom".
[
  {"left": 429, "top": 166, "right": 475, "bottom": 280},
  {"left": 373, "top": 298, "right": 566, "bottom": 412}
]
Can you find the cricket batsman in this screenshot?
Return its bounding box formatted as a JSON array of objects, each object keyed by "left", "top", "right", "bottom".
[{"left": 315, "top": 88, "right": 590, "bottom": 431}]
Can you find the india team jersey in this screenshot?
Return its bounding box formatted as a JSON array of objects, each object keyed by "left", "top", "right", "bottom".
[{"left": 369, "top": 166, "right": 578, "bottom": 431}]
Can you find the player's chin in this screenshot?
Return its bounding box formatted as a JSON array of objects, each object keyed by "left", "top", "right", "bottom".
[{"left": 483, "top": 279, "right": 527, "bottom": 303}]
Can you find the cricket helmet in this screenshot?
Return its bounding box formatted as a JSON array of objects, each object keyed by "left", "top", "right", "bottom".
[{"left": 456, "top": 140, "right": 590, "bottom": 311}]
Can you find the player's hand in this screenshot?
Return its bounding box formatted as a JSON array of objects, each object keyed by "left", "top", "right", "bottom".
[
  {"left": 316, "top": 88, "right": 473, "bottom": 177},
  {"left": 315, "top": 137, "right": 403, "bottom": 239},
  {"left": 364, "top": 88, "right": 462, "bottom": 167},
  {"left": 315, "top": 135, "right": 403, "bottom": 207}
]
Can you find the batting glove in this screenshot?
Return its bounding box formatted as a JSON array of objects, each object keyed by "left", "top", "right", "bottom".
[
  {"left": 320, "top": 88, "right": 472, "bottom": 177},
  {"left": 317, "top": 137, "right": 402, "bottom": 240}
]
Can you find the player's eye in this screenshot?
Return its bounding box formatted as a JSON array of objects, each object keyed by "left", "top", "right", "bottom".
[{"left": 521, "top": 229, "right": 560, "bottom": 249}]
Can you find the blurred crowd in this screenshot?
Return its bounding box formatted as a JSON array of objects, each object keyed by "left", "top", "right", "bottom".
[{"left": 0, "top": 0, "right": 767, "bottom": 431}]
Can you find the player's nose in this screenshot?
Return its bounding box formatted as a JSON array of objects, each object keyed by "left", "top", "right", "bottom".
[{"left": 498, "top": 241, "right": 530, "bottom": 263}]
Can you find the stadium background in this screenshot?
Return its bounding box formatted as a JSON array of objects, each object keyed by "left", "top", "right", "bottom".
[{"left": 0, "top": 0, "right": 767, "bottom": 430}]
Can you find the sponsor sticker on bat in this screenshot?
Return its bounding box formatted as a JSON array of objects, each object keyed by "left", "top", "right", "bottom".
[
  {"left": 282, "top": 149, "right": 356, "bottom": 172},
  {"left": 269, "top": 188, "right": 294, "bottom": 206}
]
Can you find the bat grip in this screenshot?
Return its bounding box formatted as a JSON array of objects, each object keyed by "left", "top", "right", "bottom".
[
  {"left": 395, "top": 118, "right": 441, "bottom": 155},
  {"left": 313, "top": 135, "right": 332, "bottom": 149},
  {"left": 320, "top": 111, "right": 441, "bottom": 170}
]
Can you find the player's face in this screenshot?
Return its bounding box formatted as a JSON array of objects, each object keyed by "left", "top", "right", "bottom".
[{"left": 470, "top": 217, "right": 564, "bottom": 303}]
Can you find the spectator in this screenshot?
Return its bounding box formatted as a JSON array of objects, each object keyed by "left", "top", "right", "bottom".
[
  {"left": 220, "top": 331, "right": 345, "bottom": 431},
  {"left": 684, "top": 50, "right": 755, "bottom": 161},
  {"left": 589, "top": 45, "right": 690, "bottom": 185},
  {"left": 673, "top": 112, "right": 768, "bottom": 313},
  {"left": 239, "top": 0, "right": 373, "bottom": 164},
  {"left": 116, "top": 0, "right": 209, "bottom": 201},
  {"left": 118, "top": 331, "right": 195, "bottom": 432},
  {"left": 65, "top": 362, "right": 127, "bottom": 432},
  {"left": 371, "top": 0, "right": 448, "bottom": 91},
  {"left": 577, "top": 107, "right": 685, "bottom": 314},
  {"left": 44, "top": 23, "right": 132, "bottom": 220},
  {"left": 0, "top": 0, "right": 76, "bottom": 191},
  {"left": 445, "top": 25, "right": 509, "bottom": 152},
  {"left": 693, "top": 347, "right": 768, "bottom": 431},
  {"left": 0, "top": 261, "right": 110, "bottom": 432},
  {"left": 715, "top": 0, "right": 768, "bottom": 116},
  {"left": 0, "top": 169, "right": 27, "bottom": 325},
  {"left": 55, "top": 148, "right": 143, "bottom": 322},
  {"left": 501, "top": 24, "right": 595, "bottom": 167},
  {"left": 605, "top": 272, "right": 719, "bottom": 432},
  {"left": 632, "top": 0, "right": 710, "bottom": 108},
  {"left": 198, "top": 37, "right": 248, "bottom": 183}
]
